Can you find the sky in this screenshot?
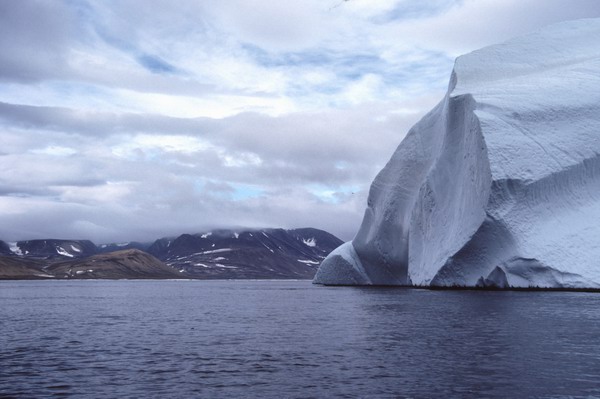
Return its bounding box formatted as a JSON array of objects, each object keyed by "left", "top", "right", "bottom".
[{"left": 1, "top": 0, "right": 600, "bottom": 244}]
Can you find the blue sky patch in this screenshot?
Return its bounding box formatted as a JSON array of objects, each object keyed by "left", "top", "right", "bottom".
[
  {"left": 136, "top": 54, "right": 178, "bottom": 74},
  {"left": 373, "top": 0, "right": 462, "bottom": 24}
]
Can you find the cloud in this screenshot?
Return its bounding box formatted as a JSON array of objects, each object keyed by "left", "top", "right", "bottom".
[
  {"left": 0, "top": 0, "right": 599, "bottom": 243},
  {"left": 0, "top": 1, "right": 76, "bottom": 82},
  {"left": 0, "top": 98, "right": 423, "bottom": 241},
  {"left": 372, "top": 0, "right": 462, "bottom": 23},
  {"left": 383, "top": 0, "right": 600, "bottom": 55}
]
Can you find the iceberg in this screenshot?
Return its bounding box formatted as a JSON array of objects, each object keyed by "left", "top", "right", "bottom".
[{"left": 314, "top": 18, "right": 600, "bottom": 289}]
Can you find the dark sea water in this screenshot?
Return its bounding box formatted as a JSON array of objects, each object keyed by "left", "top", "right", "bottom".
[{"left": 1, "top": 280, "right": 600, "bottom": 398}]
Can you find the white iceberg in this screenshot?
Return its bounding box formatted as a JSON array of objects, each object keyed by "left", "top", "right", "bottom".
[{"left": 314, "top": 19, "right": 600, "bottom": 289}]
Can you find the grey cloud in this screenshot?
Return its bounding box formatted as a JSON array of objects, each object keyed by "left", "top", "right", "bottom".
[
  {"left": 0, "top": 98, "right": 418, "bottom": 242},
  {"left": 216, "top": 109, "right": 400, "bottom": 160},
  {"left": 0, "top": 1, "right": 221, "bottom": 97},
  {"left": 203, "top": 181, "right": 236, "bottom": 194},
  {"left": 0, "top": 1, "right": 78, "bottom": 82},
  {"left": 372, "top": 0, "right": 462, "bottom": 24},
  {"left": 3, "top": 0, "right": 599, "bottom": 244},
  {"left": 0, "top": 155, "right": 105, "bottom": 191},
  {"left": 0, "top": 186, "right": 59, "bottom": 198},
  {"left": 400, "top": 0, "right": 600, "bottom": 55},
  {"left": 0, "top": 184, "right": 366, "bottom": 243},
  {"left": 0, "top": 177, "right": 106, "bottom": 196},
  {"left": 72, "top": 68, "right": 220, "bottom": 97},
  {"left": 0, "top": 101, "right": 420, "bottom": 187},
  {"left": 0, "top": 101, "right": 218, "bottom": 136}
]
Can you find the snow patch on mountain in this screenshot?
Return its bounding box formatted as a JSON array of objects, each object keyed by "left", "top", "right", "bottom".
[
  {"left": 302, "top": 238, "right": 316, "bottom": 247},
  {"left": 56, "top": 247, "right": 74, "bottom": 258},
  {"left": 198, "top": 248, "right": 232, "bottom": 255},
  {"left": 9, "top": 242, "right": 22, "bottom": 256},
  {"left": 297, "top": 259, "right": 320, "bottom": 265}
]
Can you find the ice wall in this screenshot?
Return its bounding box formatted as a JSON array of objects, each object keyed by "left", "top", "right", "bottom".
[{"left": 314, "top": 18, "right": 600, "bottom": 288}]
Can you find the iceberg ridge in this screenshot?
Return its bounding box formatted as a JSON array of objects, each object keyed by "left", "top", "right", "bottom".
[{"left": 314, "top": 18, "right": 600, "bottom": 289}]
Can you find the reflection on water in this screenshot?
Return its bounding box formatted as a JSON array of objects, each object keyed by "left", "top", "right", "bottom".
[{"left": 1, "top": 280, "right": 600, "bottom": 398}]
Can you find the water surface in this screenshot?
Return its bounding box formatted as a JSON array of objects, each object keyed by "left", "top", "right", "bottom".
[{"left": 1, "top": 280, "right": 599, "bottom": 398}]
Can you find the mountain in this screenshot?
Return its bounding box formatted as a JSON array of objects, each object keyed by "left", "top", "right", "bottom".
[
  {"left": 97, "top": 242, "right": 151, "bottom": 253},
  {"left": 314, "top": 19, "right": 600, "bottom": 289},
  {"left": 45, "top": 249, "right": 179, "bottom": 279},
  {"left": 10, "top": 239, "right": 97, "bottom": 259},
  {"left": 0, "top": 249, "right": 174, "bottom": 280},
  {"left": 0, "top": 256, "right": 51, "bottom": 279},
  {"left": 148, "top": 228, "right": 343, "bottom": 279},
  {"left": 0, "top": 227, "right": 342, "bottom": 280},
  {"left": 0, "top": 240, "right": 13, "bottom": 256}
]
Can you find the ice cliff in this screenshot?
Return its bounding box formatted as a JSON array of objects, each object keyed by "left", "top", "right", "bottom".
[{"left": 314, "top": 19, "right": 600, "bottom": 289}]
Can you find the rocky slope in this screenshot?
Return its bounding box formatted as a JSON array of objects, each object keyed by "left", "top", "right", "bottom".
[
  {"left": 0, "top": 256, "right": 51, "bottom": 279},
  {"left": 0, "top": 250, "right": 175, "bottom": 280},
  {"left": 45, "top": 249, "right": 180, "bottom": 279}
]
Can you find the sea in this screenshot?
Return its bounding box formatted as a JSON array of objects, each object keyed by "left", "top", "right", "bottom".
[{"left": 1, "top": 280, "right": 599, "bottom": 398}]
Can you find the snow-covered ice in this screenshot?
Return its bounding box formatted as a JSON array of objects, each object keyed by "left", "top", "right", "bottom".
[{"left": 314, "top": 19, "right": 600, "bottom": 289}]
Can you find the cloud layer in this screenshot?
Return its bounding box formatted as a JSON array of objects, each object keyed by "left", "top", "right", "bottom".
[{"left": 1, "top": 0, "right": 600, "bottom": 243}]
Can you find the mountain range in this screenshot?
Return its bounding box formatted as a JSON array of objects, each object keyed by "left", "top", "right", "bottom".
[{"left": 0, "top": 228, "right": 342, "bottom": 280}]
